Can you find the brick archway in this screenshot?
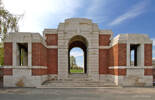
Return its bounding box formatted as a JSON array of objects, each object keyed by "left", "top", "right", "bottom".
[{"left": 68, "top": 35, "right": 88, "bottom": 74}]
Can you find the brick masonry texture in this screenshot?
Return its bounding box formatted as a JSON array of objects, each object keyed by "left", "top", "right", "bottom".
[
  {"left": 0, "top": 68, "right": 13, "bottom": 75},
  {"left": 118, "top": 44, "right": 126, "bottom": 66},
  {"left": 47, "top": 49, "right": 58, "bottom": 74},
  {"left": 4, "top": 43, "right": 12, "bottom": 65},
  {"left": 144, "top": 44, "right": 152, "bottom": 66},
  {"left": 109, "top": 69, "right": 126, "bottom": 76},
  {"left": 144, "top": 68, "right": 153, "bottom": 76},
  {"left": 99, "top": 49, "right": 109, "bottom": 74},
  {"left": 108, "top": 44, "right": 126, "bottom": 67},
  {"left": 32, "top": 43, "right": 47, "bottom": 66},
  {"left": 99, "top": 44, "right": 126, "bottom": 75},
  {"left": 99, "top": 34, "right": 111, "bottom": 46},
  {"left": 46, "top": 34, "right": 58, "bottom": 45},
  {"left": 32, "top": 69, "right": 47, "bottom": 75}
]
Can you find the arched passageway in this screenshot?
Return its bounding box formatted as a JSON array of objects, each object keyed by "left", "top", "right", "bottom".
[{"left": 68, "top": 35, "right": 88, "bottom": 74}]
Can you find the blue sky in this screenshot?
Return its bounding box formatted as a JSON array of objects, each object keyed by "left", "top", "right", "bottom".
[{"left": 3, "top": 0, "right": 155, "bottom": 59}]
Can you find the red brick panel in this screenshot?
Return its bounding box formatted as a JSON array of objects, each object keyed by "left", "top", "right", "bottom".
[
  {"left": 4, "top": 43, "right": 12, "bottom": 65},
  {"left": 108, "top": 44, "right": 127, "bottom": 75},
  {"left": 99, "top": 34, "right": 111, "bottom": 46},
  {"left": 32, "top": 43, "right": 47, "bottom": 66},
  {"left": 108, "top": 44, "right": 119, "bottom": 66},
  {"left": 118, "top": 44, "right": 127, "bottom": 66},
  {"left": 99, "top": 49, "right": 109, "bottom": 74},
  {"left": 40, "top": 44, "right": 47, "bottom": 66},
  {"left": 108, "top": 47, "right": 114, "bottom": 67},
  {"left": 144, "top": 44, "right": 152, "bottom": 66},
  {"left": 108, "top": 44, "right": 126, "bottom": 67},
  {"left": 109, "top": 69, "right": 114, "bottom": 75},
  {"left": 46, "top": 34, "right": 57, "bottom": 45},
  {"left": 144, "top": 68, "right": 153, "bottom": 76},
  {"left": 47, "top": 49, "right": 58, "bottom": 74},
  {"left": 2, "top": 68, "right": 13, "bottom": 75},
  {"left": 115, "top": 69, "right": 126, "bottom": 76},
  {"left": 109, "top": 69, "right": 126, "bottom": 76},
  {"left": 32, "top": 69, "right": 47, "bottom": 76},
  {"left": 113, "top": 44, "right": 119, "bottom": 66}
]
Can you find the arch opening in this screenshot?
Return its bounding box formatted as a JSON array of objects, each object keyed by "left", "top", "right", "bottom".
[{"left": 68, "top": 35, "right": 87, "bottom": 74}]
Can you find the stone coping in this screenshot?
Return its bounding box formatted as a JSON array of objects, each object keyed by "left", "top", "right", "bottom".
[
  {"left": 99, "top": 30, "right": 113, "bottom": 35},
  {"left": 43, "top": 29, "right": 57, "bottom": 34},
  {"left": 111, "top": 34, "right": 152, "bottom": 46},
  {"left": 109, "top": 66, "right": 153, "bottom": 69},
  {"left": 1, "top": 66, "right": 47, "bottom": 69}
]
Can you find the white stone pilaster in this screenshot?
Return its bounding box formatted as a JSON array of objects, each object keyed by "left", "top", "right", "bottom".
[
  {"left": 13, "top": 42, "right": 16, "bottom": 66},
  {"left": 28, "top": 42, "right": 32, "bottom": 66},
  {"left": 127, "top": 43, "right": 130, "bottom": 66},
  {"left": 141, "top": 43, "right": 144, "bottom": 66}
]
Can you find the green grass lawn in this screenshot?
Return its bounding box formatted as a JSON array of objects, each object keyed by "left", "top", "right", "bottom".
[{"left": 70, "top": 69, "right": 84, "bottom": 73}]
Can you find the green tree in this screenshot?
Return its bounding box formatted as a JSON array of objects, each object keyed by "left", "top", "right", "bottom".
[
  {"left": 0, "top": 0, "right": 21, "bottom": 65},
  {"left": 70, "top": 56, "right": 77, "bottom": 68},
  {"left": 0, "top": 0, "right": 20, "bottom": 40}
]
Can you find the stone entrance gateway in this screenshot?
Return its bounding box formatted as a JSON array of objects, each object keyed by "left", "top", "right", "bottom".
[{"left": 2, "top": 18, "right": 153, "bottom": 87}]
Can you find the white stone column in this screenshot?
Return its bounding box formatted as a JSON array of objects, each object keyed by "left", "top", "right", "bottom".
[
  {"left": 141, "top": 43, "right": 144, "bottom": 66},
  {"left": 13, "top": 42, "right": 16, "bottom": 66},
  {"left": 127, "top": 43, "right": 130, "bottom": 66},
  {"left": 58, "top": 48, "right": 68, "bottom": 80},
  {"left": 28, "top": 42, "right": 32, "bottom": 66}
]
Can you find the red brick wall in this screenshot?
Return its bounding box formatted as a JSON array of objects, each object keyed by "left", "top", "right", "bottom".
[
  {"left": 144, "top": 44, "right": 152, "bottom": 66},
  {"left": 46, "top": 34, "right": 57, "bottom": 45},
  {"left": 118, "top": 44, "right": 126, "bottom": 66},
  {"left": 99, "top": 43, "right": 126, "bottom": 75},
  {"left": 144, "top": 68, "right": 153, "bottom": 76},
  {"left": 47, "top": 49, "right": 58, "bottom": 74},
  {"left": 4, "top": 43, "right": 12, "bottom": 65},
  {"left": 0, "top": 68, "right": 12, "bottom": 75},
  {"left": 99, "top": 34, "right": 111, "bottom": 46},
  {"left": 108, "top": 44, "right": 126, "bottom": 66},
  {"left": 109, "top": 69, "right": 126, "bottom": 76},
  {"left": 108, "top": 44, "right": 118, "bottom": 66},
  {"left": 99, "top": 49, "right": 108, "bottom": 74},
  {"left": 32, "top": 69, "right": 47, "bottom": 76},
  {"left": 32, "top": 43, "right": 47, "bottom": 66}
]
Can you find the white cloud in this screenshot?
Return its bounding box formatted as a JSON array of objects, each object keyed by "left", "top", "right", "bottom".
[
  {"left": 108, "top": 0, "right": 149, "bottom": 26},
  {"left": 3, "top": 0, "right": 82, "bottom": 33},
  {"left": 70, "top": 51, "right": 83, "bottom": 57}
]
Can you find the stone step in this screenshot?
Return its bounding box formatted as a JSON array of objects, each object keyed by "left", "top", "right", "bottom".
[{"left": 41, "top": 80, "right": 116, "bottom": 87}]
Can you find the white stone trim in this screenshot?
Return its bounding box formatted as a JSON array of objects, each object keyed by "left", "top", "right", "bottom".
[
  {"left": 2, "top": 66, "right": 47, "bottom": 69},
  {"left": 99, "top": 46, "right": 111, "bottom": 49},
  {"left": 99, "top": 30, "right": 113, "bottom": 35},
  {"left": 43, "top": 29, "right": 57, "bottom": 35},
  {"left": 47, "top": 46, "right": 58, "bottom": 49},
  {"left": 109, "top": 66, "right": 153, "bottom": 69},
  {"left": 28, "top": 42, "right": 32, "bottom": 66},
  {"left": 13, "top": 42, "right": 16, "bottom": 66}
]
